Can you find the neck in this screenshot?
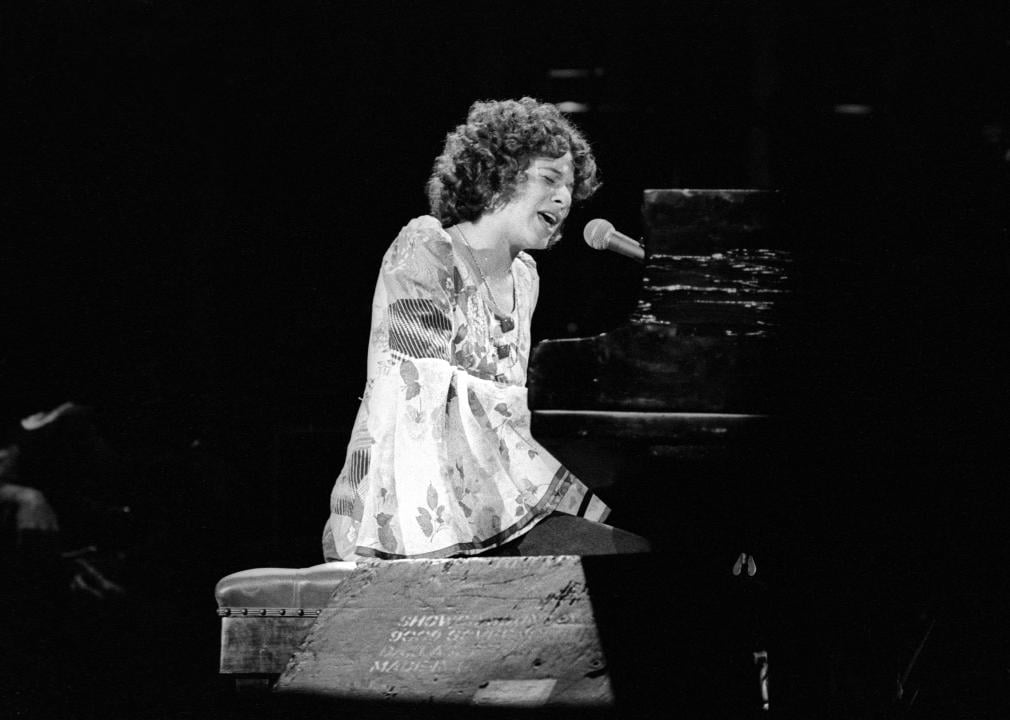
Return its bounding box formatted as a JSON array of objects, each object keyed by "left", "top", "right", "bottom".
[{"left": 456, "top": 218, "right": 516, "bottom": 277}]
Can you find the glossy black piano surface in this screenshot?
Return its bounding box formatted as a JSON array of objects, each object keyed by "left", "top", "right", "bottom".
[
  {"left": 528, "top": 188, "right": 798, "bottom": 547},
  {"left": 525, "top": 189, "right": 807, "bottom": 711},
  {"left": 530, "top": 189, "right": 794, "bottom": 439}
]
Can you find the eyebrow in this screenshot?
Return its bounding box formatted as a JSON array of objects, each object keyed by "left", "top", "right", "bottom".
[{"left": 540, "top": 163, "right": 573, "bottom": 177}]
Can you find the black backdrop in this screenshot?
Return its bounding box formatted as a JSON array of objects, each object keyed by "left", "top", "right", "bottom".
[
  {"left": 3, "top": 2, "right": 1009, "bottom": 717},
  {"left": 8, "top": 2, "right": 1004, "bottom": 416}
]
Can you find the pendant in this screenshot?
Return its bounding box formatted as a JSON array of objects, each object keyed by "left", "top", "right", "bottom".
[
  {"left": 498, "top": 316, "right": 515, "bottom": 333},
  {"left": 497, "top": 343, "right": 511, "bottom": 360}
]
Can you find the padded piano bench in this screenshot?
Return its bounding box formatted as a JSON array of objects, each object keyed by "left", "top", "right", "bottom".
[{"left": 215, "top": 562, "right": 357, "bottom": 679}]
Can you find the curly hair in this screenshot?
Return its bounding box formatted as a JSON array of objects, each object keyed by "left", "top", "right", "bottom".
[{"left": 427, "top": 97, "right": 601, "bottom": 227}]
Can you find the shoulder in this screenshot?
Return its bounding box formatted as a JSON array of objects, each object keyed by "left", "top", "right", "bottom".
[
  {"left": 514, "top": 251, "right": 540, "bottom": 309},
  {"left": 514, "top": 251, "right": 539, "bottom": 286},
  {"left": 514, "top": 251, "right": 538, "bottom": 277},
  {"left": 392, "top": 215, "right": 452, "bottom": 254},
  {"left": 383, "top": 216, "right": 453, "bottom": 274},
  {"left": 398, "top": 215, "right": 450, "bottom": 243}
]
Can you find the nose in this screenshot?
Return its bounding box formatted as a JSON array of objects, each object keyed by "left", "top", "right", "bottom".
[{"left": 552, "top": 183, "right": 572, "bottom": 209}]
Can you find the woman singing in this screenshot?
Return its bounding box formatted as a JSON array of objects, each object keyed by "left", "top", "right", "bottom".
[{"left": 323, "top": 97, "right": 649, "bottom": 560}]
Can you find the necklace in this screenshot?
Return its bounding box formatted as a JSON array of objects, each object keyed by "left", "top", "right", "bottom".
[{"left": 457, "top": 226, "right": 515, "bottom": 332}]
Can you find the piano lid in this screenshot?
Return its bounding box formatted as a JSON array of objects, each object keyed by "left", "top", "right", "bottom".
[
  {"left": 528, "top": 189, "right": 795, "bottom": 419},
  {"left": 634, "top": 189, "right": 792, "bottom": 334}
]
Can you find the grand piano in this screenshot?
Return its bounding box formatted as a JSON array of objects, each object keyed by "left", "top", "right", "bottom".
[
  {"left": 526, "top": 186, "right": 964, "bottom": 716},
  {"left": 524, "top": 188, "right": 798, "bottom": 712}
]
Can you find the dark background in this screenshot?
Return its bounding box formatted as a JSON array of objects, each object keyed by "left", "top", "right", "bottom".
[{"left": 3, "top": 1, "right": 1009, "bottom": 717}]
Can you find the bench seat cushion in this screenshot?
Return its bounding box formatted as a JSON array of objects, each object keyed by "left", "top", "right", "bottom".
[{"left": 215, "top": 562, "right": 357, "bottom": 611}]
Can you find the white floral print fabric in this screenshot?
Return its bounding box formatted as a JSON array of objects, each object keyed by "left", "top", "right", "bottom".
[{"left": 323, "top": 216, "right": 608, "bottom": 560}]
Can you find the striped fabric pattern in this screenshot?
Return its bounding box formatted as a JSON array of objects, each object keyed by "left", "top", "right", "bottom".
[
  {"left": 344, "top": 447, "right": 370, "bottom": 493},
  {"left": 388, "top": 297, "right": 451, "bottom": 360}
]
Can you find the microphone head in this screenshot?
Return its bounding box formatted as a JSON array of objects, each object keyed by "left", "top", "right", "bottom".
[{"left": 583, "top": 218, "right": 614, "bottom": 251}]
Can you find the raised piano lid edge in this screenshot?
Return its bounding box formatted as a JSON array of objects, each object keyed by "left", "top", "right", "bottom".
[
  {"left": 531, "top": 409, "right": 781, "bottom": 442},
  {"left": 535, "top": 410, "right": 769, "bottom": 418},
  {"left": 643, "top": 188, "right": 778, "bottom": 196}
]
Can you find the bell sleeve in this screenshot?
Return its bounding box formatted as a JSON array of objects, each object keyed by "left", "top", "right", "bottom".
[{"left": 325, "top": 217, "right": 459, "bottom": 559}]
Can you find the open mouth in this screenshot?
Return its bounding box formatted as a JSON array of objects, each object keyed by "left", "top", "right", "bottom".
[{"left": 537, "top": 211, "right": 559, "bottom": 228}]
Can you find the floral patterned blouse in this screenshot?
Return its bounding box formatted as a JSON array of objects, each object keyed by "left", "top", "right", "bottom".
[{"left": 322, "top": 216, "right": 609, "bottom": 560}]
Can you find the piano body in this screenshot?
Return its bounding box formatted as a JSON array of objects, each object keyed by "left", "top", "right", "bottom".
[
  {"left": 530, "top": 188, "right": 797, "bottom": 569},
  {"left": 527, "top": 188, "right": 801, "bottom": 711}
]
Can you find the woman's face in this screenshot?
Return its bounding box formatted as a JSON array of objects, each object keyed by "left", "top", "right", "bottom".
[{"left": 492, "top": 152, "right": 574, "bottom": 253}]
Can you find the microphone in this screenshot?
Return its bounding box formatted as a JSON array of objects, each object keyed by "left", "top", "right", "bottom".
[{"left": 583, "top": 218, "right": 645, "bottom": 262}]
